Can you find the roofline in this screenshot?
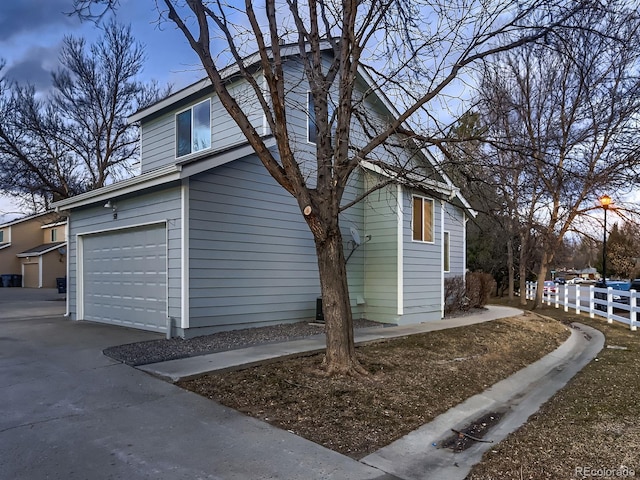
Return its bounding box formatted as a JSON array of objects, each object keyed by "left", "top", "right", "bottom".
[
  {"left": 360, "top": 160, "right": 477, "bottom": 217},
  {"left": 128, "top": 41, "right": 334, "bottom": 124},
  {"left": 0, "top": 211, "right": 55, "bottom": 229},
  {"left": 360, "top": 160, "right": 457, "bottom": 196},
  {"left": 356, "top": 67, "right": 460, "bottom": 186},
  {"left": 0, "top": 243, "right": 10, "bottom": 250},
  {"left": 41, "top": 221, "right": 67, "bottom": 229},
  {"left": 52, "top": 164, "right": 181, "bottom": 211},
  {"left": 17, "top": 242, "right": 67, "bottom": 258}
]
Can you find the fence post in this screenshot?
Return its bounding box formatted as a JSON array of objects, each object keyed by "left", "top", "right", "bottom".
[
  {"left": 563, "top": 285, "right": 568, "bottom": 312},
  {"left": 607, "top": 287, "right": 613, "bottom": 324},
  {"left": 575, "top": 284, "right": 580, "bottom": 315},
  {"left": 631, "top": 290, "right": 637, "bottom": 332},
  {"left": 589, "top": 284, "right": 595, "bottom": 319}
]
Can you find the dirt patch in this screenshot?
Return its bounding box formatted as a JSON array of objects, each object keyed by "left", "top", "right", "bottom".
[{"left": 179, "top": 314, "right": 568, "bottom": 459}]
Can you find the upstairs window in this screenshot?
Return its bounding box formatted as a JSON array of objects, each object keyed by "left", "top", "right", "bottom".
[
  {"left": 176, "top": 99, "right": 211, "bottom": 157},
  {"left": 412, "top": 196, "right": 434, "bottom": 243},
  {"left": 51, "top": 229, "right": 58, "bottom": 242},
  {"left": 0, "top": 230, "right": 3, "bottom": 242},
  {"left": 307, "top": 92, "right": 317, "bottom": 144}
]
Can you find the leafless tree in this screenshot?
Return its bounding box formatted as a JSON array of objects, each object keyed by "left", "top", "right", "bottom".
[
  {"left": 0, "top": 21, "right": 166, "bottom": 209},
  {"left": 478, "top": 4, "right": 640, "bottom": 308},
  {"left": 74, "top": 0, "right": 602, "bottom": 375}
]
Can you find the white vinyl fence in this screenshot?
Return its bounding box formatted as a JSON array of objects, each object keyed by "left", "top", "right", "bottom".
[{"left": 525, "top": 282, "right": 638, "bottom": 331}]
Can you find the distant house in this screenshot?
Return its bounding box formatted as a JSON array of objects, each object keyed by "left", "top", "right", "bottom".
[
  {"left": 0, "top": 212, "right": 67, "bottom": 288},
  {"left": 53, "top": 45, "right": 475, "bottom": 337}
]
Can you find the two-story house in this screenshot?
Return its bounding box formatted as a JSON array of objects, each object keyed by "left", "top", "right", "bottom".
[
  {"left": 52, "top": 46, "right": 474, "bottom": 337},
  {"left": 0, "top": 212, "right": 67, "bottom": 288}
]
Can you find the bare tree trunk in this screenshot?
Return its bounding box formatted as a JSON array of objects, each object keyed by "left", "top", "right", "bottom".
[
  {"left": 315, "top": 229, "right": 367, "bottom": 376},
  {"left": 507, "top": 237, "right": 515, "bottom": 300},
  {"left": 532, "top": 252, "right": 551, "bottom": 310},
  {"left": 518, "top": 236, "right": 529, "bottom": 306}
]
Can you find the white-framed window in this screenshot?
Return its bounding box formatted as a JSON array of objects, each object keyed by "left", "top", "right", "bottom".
[
  {"left": 176, "top": 99, "right": 211, "bottom": 158},
  {"left": 50, "top": 229, "right": 58, "bottom": 242},
  {"left": 412, "top": 195, "right": 434, "bottom": 243},
  {"left": 0, "top": 230, "right": 3, "bottom": 242},
  {"left": 444, "top": 231, "right": 450, "bottom": 272},
  {"left": 307, "top": 91, "right": 317, "bottom": 144}
]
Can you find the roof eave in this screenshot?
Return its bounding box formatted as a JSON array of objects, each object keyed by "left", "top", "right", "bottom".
[
  {"left": 52, "top": 164, "right": 181, "bottom": 211},
  {"left": 17, "top": 242, "right": 68, "bottom": 257},
  {"left": 128, "top": 41, "right": 335, "bottom": 124}
]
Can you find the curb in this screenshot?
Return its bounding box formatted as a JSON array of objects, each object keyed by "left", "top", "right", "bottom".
[{"left": 361, "top": 323, "right": 605, "bottom": 480}]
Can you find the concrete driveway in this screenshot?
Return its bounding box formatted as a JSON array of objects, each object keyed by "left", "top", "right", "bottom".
[{"left": 0, "top": 288, "right": 395, "bottom": 480}]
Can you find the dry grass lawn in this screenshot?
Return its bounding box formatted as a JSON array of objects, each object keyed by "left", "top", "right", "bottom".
[
  {"left": 179, "top": 312, "right": 569, "bottom": 459},
  {"left": 467, "top": 302, "right": 640, "bottom": 480}
]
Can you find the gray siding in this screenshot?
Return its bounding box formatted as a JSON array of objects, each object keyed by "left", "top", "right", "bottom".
[
  {"left": 67, "top": 186, "right": 182, "bottom": 326},
  {"left": 444, "top": 202, "right": 466, "bottom": 277},
  {"left": 188, "top": 156, "right": 320, "bottom": 334},
  {"left": 402, "top": 189, "right": 443, "bottom": 323},
  {"left": 140, "top": 77, "right": 264, "bottom": 174},
  {"left": 187, "top": 154, "right": 366, "bottom": 335},
  {"left": 341, "top": 168, "right": 365, "bottom": 315},
  {"left": 363, "top": 174, "right": 399, "bottom": 323},
  {"left": 140, "top": 114, "right": 174, "bottom": 173}
]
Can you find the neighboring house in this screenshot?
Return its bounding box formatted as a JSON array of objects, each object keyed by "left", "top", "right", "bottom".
[
  {"left": 0, "top": 212, "right": 67, "bottom": 288},
  {"left": 53, "top": 46, "right": 475, "bottom": 337}
]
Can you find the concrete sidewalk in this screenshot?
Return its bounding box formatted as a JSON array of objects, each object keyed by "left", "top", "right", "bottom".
[{"left": 139, "top": 305, "right": 523, "bottom": 382}]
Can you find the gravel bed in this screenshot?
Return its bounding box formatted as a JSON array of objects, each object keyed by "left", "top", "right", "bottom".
[{"left": 104, "top": 318, "right": 383, "bottom": 366}]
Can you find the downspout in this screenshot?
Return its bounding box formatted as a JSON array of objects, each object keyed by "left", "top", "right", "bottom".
[
  {"left": 61, "top": 210, "right": 70, "bottom": 317},
  {"left": 441, "top": 201, "right": 445, "bottom": 318}
]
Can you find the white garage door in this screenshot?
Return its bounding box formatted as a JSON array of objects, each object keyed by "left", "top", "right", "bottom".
[{"left": 82, "top": 224, "right": 167, "bottom": 332}]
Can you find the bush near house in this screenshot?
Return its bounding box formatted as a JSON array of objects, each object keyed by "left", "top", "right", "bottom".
[{"left": 445, "top": 272, "right": 494, "bottom": 314}]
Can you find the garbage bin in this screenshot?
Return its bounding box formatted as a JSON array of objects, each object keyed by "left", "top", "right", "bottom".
[
  {"left": 10, "top": 274, "right": 22, "bottom": 287},
  {"left": 56, "top": 277, "right": 67, "bottom": 294},
  {"left": 1, "top": 274, "right": 11, "bottom": 288}
]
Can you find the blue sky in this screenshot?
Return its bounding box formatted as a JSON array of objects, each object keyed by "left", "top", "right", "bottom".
[
  {"left": 0, "top": 0, "right": 205, "bottom": 92},
  {"left": 0, "top": 0, "right": 207, "bottom": 221}
]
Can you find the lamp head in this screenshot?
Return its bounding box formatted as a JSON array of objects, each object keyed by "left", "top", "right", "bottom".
[{"left": 599, "top": 195, "right": 612, "bottom": 209}]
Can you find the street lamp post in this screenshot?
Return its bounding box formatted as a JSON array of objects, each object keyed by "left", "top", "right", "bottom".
[{"left": 599, "top": 194, "right": 612, "bottom": 285}]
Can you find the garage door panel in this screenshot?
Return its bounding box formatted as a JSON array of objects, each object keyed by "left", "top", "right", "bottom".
[{"left": 82, "top": 225, "right": 167, "bottom": 332}]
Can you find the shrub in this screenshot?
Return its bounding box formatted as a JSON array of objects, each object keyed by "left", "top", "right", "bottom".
[
  {"left": 466, "top": 272, "right": 493, "bottom": 308},
  {"left": 444, "top": 276, "right": 467, "bottom": 314}
]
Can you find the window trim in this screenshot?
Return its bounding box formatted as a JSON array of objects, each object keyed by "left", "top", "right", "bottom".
[
  {"left": 0, "top": 230, "right": 3, "bottom": 243},
  {"left": 411, "top": 195, "right": 435, "bottom": 244},
  {"left": 175, "top": 98, "right": 212, "bottom": 159},
  {"left": 443, "top": 230, "right": 450, "bottom": 272},
  {"left": 51, "top": 229, "right": 57, "bottom": 242},
  {"left": 307, "top": 91, "right": 316, "bottom": 144}
]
